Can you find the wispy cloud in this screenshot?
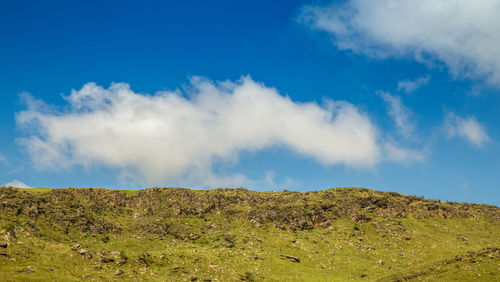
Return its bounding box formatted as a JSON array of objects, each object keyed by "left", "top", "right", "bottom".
[
  {"left": 3, "top": 180, "right": 31, "bottom": 188},
  {"left": 397, "top": 76, "right": 430, "bottom": 94},
  {"left": 444, "top": 112, "right": 490, "bottom": 147},
  {"left": 16, "top": 77, "right": 381, "bottom": 187},
  {"left": 0, "top": 153, "right": 6, "bottom": 165},
  {"left": 383, "top": 142, "right": 425, "bottom": 164},
  {"left": 300, "top": 0, "right": 500, "bottom": 86},
  {"left": 378, "top": 91, "right": 413, "bottom": 138}
]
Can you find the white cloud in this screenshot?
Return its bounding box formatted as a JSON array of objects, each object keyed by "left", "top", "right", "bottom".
[
  {"left": 444, "top": 112, "right": 490, "bottom": 147},
  {"left": 384, "top": 142, "right": 425, "bottom": 163},
  {"left": 16, "top": 77, "right": 381, "bottom": 187},
  {"left": 378, "top": 91, "right": 413, "bottom": 138},
  {"left": 301, "top": 0, "right": 500, "bottom": 86},
  {"left": 397, "top": 76, "right": 430, "bottom": 94},
  {"left": 3, "top": 180, "right": 31, "bottom": 188},
  {"left": 0, "top": 153, "right": 6, "bottom": 164}
]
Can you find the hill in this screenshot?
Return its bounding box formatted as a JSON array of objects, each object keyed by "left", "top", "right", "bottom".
[{"left": 0, "top": 187, "right": 499, "bottom": 281}]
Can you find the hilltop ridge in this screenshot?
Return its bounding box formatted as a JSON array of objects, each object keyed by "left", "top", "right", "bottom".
[{"left": 0, "top": 187, "right": 499, "bottom": 281}]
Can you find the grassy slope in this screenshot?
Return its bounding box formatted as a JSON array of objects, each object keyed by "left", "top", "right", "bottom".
[{"left": 0, "top": 187, "right": 498, "bottom": 281}]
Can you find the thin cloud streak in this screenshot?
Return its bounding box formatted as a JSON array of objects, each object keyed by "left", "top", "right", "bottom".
[
  {"left": 378, "top": 91, "right": 413, "bottom": 138},
  {"left": 397, "top": 76, "right": 430, "bottom": 94}
]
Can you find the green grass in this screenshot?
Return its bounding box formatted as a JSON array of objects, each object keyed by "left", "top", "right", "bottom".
[{"left": 0, "top": 187, "right": 498, "bottom": 281}]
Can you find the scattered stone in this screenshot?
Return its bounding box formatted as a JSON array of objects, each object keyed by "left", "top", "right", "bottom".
[
  {"left": 9, "top": 257, "right": 16, "bottom": 262},
  {"left": 189, "top": 274, "right": 197, "bottom": 281},
  {"left": 26, "top": 266, "right": 34, "bottom": 273},
  {"left": 79, "top": 249, "right": 88, "bottom": 255},
  {"left": 115, "top": 269, "right": 124, "bottom": 276},
  {"left": 360, "top": 274, "right": 367, "bottom": 278},
  {"left": 189, "top": 233, "right": 200, "bottom": 240},
  {"left": 0, "top": 241, "right": 8, "bottom": 248},
  {"left": 377, "top": 260, "right": 384, "bottom": 266},
  {"left": 101, "top": 257, "right": 114, "bottom": 263},
  {"left": 72, "top": 244, "right": 81, "bottom": 251},
  {"left": 280, "top": 254, "right": 300, "bottom": 263}
]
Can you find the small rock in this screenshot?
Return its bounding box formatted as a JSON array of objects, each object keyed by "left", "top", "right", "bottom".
[
  {"left": 377, "top": 260, "right": 384, "bottom": 266},
  {"left": 189, "top": 274, "right": 197, "bottom": 281},
  {"left": 79, "top": 249, "right": 88, "bottom": 255},
  {"left": 281, "top": 254, "right": 300, "bottom": 263},
  {"left": 72, "top": 244, "right": 81, "bottom": 251},
  {"left": 101, "top": 257, "right": 114, "bottom": 263},
  {"left": 9, "top": 257, "right": 16, "bottom": 262},
  {"left": 0, "top": 241, "right": 8, "bottom": 248},
  {"left": 26, "top": 266, "right": 34, "bottom": 273},
  {"left": 189, "top": 233, "right": 200, "bottom": 240},
  {"left": 360, "top": 274, "right": 367, "bottom": 278},
  {"left": 115, "top": 269, "right": 124, "bottom": 276}
]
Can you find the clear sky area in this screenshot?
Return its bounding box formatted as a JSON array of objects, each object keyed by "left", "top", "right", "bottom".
[{"left": 1, "top": 0, "right": 499, "bottom": 205}]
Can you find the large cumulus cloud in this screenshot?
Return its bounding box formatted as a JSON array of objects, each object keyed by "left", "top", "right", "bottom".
[{"left": 16, "top": 77, "right": 381, "bottom": 186}]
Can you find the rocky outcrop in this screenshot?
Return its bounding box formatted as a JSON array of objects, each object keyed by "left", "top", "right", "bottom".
[{"left": 0, "top": 187, "right": 498, "bottom": 233}]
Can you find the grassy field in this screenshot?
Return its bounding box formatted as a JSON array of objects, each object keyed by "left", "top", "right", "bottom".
[{"left": 0, "top": 187, "right": 498, "bottom": 281}]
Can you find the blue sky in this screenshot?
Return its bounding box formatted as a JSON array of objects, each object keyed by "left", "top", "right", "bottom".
[{"left": 1, "top": 0, "right": 499, "bottom": 205}]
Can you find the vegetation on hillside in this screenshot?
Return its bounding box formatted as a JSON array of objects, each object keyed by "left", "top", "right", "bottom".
[{"left": 0, "top": 187, "right": 499, "bottom": 281}]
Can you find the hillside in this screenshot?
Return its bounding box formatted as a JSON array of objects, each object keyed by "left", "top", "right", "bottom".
[{"left": 0, "top": 187, "right": 499, "bottom": 281}]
